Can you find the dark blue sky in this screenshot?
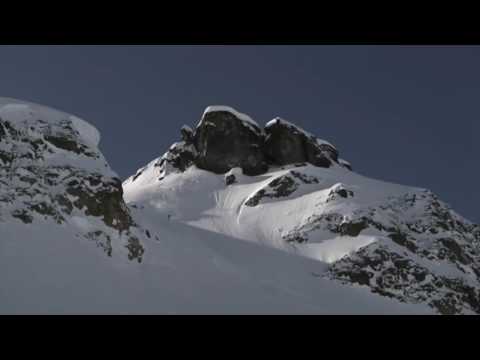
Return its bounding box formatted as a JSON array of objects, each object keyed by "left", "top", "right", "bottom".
[{"left": 0, "top": 45, "right": 478, "bottom": 222}]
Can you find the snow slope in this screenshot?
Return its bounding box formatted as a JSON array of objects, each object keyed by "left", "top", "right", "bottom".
[
  {"left": 123, "top": 105, "right": 480, "bottom": 314},
  {"left": 124, "top": 156, "right": 480, "bottom": 314},
  {"left": 123, "top": 162, "right": 416, "bottom": 263},
  {"left": 0, "top": 213, "right": 428, "bottom": 314}
]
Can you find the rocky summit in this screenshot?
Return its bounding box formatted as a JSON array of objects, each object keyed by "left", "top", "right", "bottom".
[{"left": 147, "top": 105, "right": 350, "bottom": 180}]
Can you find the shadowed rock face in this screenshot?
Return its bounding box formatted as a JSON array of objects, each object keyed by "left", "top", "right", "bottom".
[
  {"left": 264, "top": 120, "right": 306, "bottom": 165},
  {"left": 193, "top": 110, "right": 268, "bottom": 176},
  {"left": 132, "top": 106, "right": 350, "bottom": 181},
  {"left": 159, "top": 107, "right": 349, "bottom": 177},
  {"left": 265, "top": 118, "right": 338, "bottom": 168}
]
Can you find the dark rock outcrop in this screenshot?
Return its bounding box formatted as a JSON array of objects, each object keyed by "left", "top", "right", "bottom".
[
  {"left": 264, "top": 118, "right": 339, "bottom": 168},
  {"left": 328, "top": 243, "right": 480, "bottom": 315},
  {"left": 180, "top": 125, "right": 194, "bottom": 143},
  {"left": 158, "top": 106, "right": 349, "bottom": 178},
  {"left": 326, "top": 183, "right": 354, "bottom": 202},
  {"left": 279, "top": 185, "right": 480, "bottom": 314},
  {"left": 158, "top": 142, "right": 196, "bottom": 175},
  {"left": 225, "top": 174, "right": 236, "bottom": 186},
  {"left": 193, "top": 109, "right": 268, "bottom": 176},
  {"left": 244, "top": 170, "right": 321, "bottom": 207},
  {"left": 0, "top": 109, "right": 145, "bottom": 262}
]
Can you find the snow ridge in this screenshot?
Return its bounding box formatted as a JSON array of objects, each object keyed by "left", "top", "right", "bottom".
[{"left": 0, "top": 97, "right": 100, "bottom": 148}]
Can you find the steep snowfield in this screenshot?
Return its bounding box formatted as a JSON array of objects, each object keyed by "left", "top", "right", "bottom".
[
  {"left": 123, "top": 162, "right": 418, "bottom": 263},
  {"left": 0, "top": 215, "right": 428, "bottom": 314}
]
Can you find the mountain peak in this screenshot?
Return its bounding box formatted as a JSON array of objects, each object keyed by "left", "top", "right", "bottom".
[
  {"left": 148, "top": 105, "right": 350, "bottom": 179},
  {"left": 123, "top": 104, "right": 480, "bottom": 314}
]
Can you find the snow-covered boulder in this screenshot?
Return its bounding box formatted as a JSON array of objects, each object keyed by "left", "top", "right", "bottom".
[
  {"left": 244, "top": 169, "right": 320, "bottom": 207},
  {"left": 225, "top": 167, "right": 242, "bottom": 186},
  {"left": 193, "top": 106, "right": 268, "bottom": 175},
  {"left": 339, "top": 158, "right": 352, "bottom": 171},
  {"left": 264, "top": 117, "right": 339, "bottom": 168}
]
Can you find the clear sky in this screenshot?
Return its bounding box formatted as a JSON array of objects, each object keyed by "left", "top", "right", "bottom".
[{"left": 0, "top": 45, "right": 478, "bottom": 222}]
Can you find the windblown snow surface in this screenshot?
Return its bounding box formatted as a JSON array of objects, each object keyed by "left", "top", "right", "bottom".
[{"left": 0, "top": 98, "right": 434, "bottom": 314}]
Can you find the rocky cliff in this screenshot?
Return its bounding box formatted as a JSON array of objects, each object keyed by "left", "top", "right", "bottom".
[{"left": 0, "top": 98, "right": 145, "bottom": 262}]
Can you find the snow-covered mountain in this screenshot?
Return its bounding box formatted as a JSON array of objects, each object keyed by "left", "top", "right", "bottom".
[{"left": 1, "top": 98, "right": 478, "bottom": 314}]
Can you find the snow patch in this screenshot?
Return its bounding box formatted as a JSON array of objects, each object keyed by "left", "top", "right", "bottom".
[
  {"left": 201, "top": 105, "right": 260, "bottom": 128},
  {"left": 297, "top": 235, "right": 378, "bottom": 263},
  {"left": 70, "top": 216, "right": 93, "bottom": 232},
  {"left": 226, "top": 167, "right": 243, "bottom": 177},
  {"left": 69, "top": 115, "right": 100, "bottom": 147}
]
